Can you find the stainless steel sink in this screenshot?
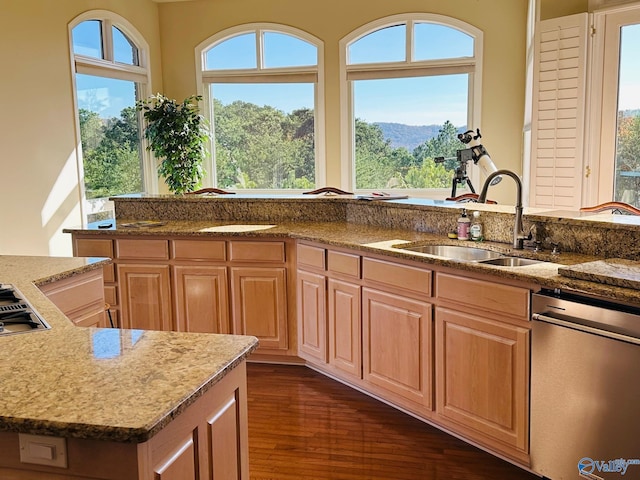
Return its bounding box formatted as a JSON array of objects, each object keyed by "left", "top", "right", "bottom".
[
  {"left": 393, "top": 243, "right": 547, "bottom": 267},
  {"left": 478, "top": 257, "right": 543, "bottom": 267},
  {"left": 395, "top": 244, "right": 503, "bottom": 262}
]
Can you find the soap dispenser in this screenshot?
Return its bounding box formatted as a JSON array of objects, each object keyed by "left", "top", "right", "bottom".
[
  {"left": 457, "top": 208, "right": 470, "bottom": 240},
  {"left": 470, "top": 211, "right": 484, "bottom": 241}
]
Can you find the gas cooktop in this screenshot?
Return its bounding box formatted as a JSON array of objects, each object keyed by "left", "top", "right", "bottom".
[{"left": 0, "top": 284, "right": 50, "bottom": 336}]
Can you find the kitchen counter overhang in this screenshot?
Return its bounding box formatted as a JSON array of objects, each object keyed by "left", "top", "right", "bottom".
[{"left": 0, "top": 255, "right": 258, "bottom": 443}]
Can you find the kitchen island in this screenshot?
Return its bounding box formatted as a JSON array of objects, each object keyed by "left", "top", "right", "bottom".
[{"left": 0, "top": 255, "right": 258, "bottom": 479}]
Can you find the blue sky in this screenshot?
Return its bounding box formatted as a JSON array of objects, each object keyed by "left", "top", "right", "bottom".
[
  {"left": 619, "top": 24, "right": 640, "bottom": 111},
  {"left": 73, "top": 20, "right": 640, "bottom": 125}
]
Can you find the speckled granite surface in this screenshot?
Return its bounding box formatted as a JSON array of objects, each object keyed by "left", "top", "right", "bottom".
[
  {"left": 109, "top": 194, "right": 640, "bottom": 258},
  {"left": 66, "top": 216, "right": 640, "bottom": 305},
  {"left": 558, "top": 259, "right": 640, "bottom": 290},
  {"left": 0, "top": 256, "right": 258, "bottom": 442}
]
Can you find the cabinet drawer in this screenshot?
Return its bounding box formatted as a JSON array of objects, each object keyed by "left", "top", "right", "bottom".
[
  {"left": 103, "top": 263, "right": 116, "bottom": 283},
  {"left": 363, "top": 258, "right": 431, "bottom": 297},
  {"left": 172, "top": 240, "right": 226, "bottom": 261},
  {"left": 297, "top": 243, "right": 326, "bottom": 270},
  {"left": 104, "top": 285, "right": 118, "bottom": 306},
  {"left": 435, "top": 272, "right": 530, "bottom": 320},
  {"left": 229, "top": 241, "right": 285, "bottom": 263},
  {"left": 75, "top": 238, "right": 114, "bottom": 258},
  {"left": 327, "top": 250, "right": 360, "bottom": 279},
  {"left": 116, "top": 239, "right": 169, "bottom": 260}
]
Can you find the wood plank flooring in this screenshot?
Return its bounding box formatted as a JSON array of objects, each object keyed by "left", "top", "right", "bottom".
[{"left": 247, "top": 364, "right": 540, "bottom": 480}]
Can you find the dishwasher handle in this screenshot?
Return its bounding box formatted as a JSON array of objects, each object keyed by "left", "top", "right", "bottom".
[{"left": 533, "top": 312, "right": 640, "bottom": 346}]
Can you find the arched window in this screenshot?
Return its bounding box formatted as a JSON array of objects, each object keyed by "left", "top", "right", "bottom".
[
  {"left": 69, "top": 11, "right": 152, "bottom": 223},
  {"left": 340, "top": 14, "right": 483, "bottom": 194},
  {"left": 196, "top": 25, "right": 324, "bottom": 190}
]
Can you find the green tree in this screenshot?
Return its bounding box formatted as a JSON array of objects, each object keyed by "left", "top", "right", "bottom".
[
  {"left": 80, "top": 106, "right": 143, "bottom": 198},
  {"left": 78, "top": 109, "right": 104, "bottom": 151},
  {"left": 356, "top": 119, "right": 462, "bottom": 189},
  {"left": 412, "top": 120, "right": 461, "bottom": 167},
  {"left": 406, "top": 120, "right": 463, "bottom": 189},
  {"left": 615, "top": 113, "right": 640, "bottom": 201},
  {"left": 213, "top": 100, "right": 315, "bottom": 189},
  {"left": 355, "top": 119, "right": 399, "bottom": 189}
]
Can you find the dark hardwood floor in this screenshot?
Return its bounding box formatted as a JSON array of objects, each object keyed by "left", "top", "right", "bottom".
[{"left": 246, "top": 363, "right": 540, "bottom": 480}]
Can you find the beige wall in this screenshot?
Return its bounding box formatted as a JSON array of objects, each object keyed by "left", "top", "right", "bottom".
[
  {"left": 158, "top": 0, "right": 529, "bottom": 198},
  {"left": 0, "top": 0, "right": 162, "bottom": 256},
  {"left": 540, "top": 0, "right": 588, "bottom": 20}
]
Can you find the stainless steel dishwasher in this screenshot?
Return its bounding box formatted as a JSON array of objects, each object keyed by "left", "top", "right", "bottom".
[{"left": 530, "top": 289, "right": 640, "bottom": 480}]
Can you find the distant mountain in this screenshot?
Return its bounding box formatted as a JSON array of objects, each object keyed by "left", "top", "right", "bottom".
[{"left": 374, "top": 123, "right": 447, "bottom": 151}]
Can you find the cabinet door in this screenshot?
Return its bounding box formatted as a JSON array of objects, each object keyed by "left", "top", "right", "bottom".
[
  {"left": 362, "top": 288, "right": 432, "bottom": 410},
  {"left": 139, "top": 363, "right": 249, "bottom": 480},
  {"left": 435, "top": 306, "right": 529, "bottom": 453},
  {"left": 173, "top": 265, "right": 229, "bottom": 334},
  {"left": 151, "top": 435, "right": 198, "bottom": 480},
  {"left": 328, "top": 278, "right": 361, "bottom": 379},
  {"left": 230, "top": 267, "right": 288, "bottom": 351},
  {"left": 118, "top": 264, "right": 172, "bottom": 331},
  {"left": 297, "top": 270, "right": 327, "bottom": 363}
]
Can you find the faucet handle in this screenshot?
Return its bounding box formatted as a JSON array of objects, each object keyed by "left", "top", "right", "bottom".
[{"left": 545, "top": 237, "right": 560, "bottom": 255}]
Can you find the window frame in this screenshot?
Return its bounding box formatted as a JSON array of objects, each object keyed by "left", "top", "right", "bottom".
[
  {"left": 195, "top": 23, "right": 326, "bottom": 191},
  {"left": 68, "top": 10, "right": 154, "bottom": 224},
  {"left": 339, "top": 13, "right": 483, "bottom": 195},
  {"left": 588, "top": 3, "right": 640, "bottom": 205}
]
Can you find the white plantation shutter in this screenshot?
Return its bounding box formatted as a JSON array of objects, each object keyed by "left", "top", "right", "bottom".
[{"left": 529, "top": 14, "right": 589, "bottom": 209}]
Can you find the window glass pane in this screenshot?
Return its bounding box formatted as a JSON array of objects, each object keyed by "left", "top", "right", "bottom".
[
  {"left": 205, "top": 33, "right": 257, "bottom": 70},
  {"left": 353, "top": 75, "right": 468, "bottom": 189},
  {"left": 113, "top": 26, "right": 139, "bottom": 65},
  {"left": 414, "top": 23, "right": 473, "bottom": 61},
  {"left": 348, "top": 24, "right": 406, "bottom": 64},
  {"left": 75, "top": 74, "right": 143, "bottom": 218},
  {"left": 211, "top": 83, "right": 315, "bottom": 189},
  {"left": 263, "top": 32, "right": 316, "bottom": 68},
  {"left": 72, "top": 20, "right": 103, "bottom": 58},
  {"left": 614, "top": 23, "right": 640, "bottom": 207}
]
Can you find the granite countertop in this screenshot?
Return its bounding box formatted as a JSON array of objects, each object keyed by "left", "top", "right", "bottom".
[
  {"left": 66, "top": 219, "right": 640, "bottom": 305},
  {"left": 0, "top": 255, "right": 258, "bottom": 443}
]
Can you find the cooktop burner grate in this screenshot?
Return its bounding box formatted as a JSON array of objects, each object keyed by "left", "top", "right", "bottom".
[{"left": 0, "top": 284, "right": 50, "bottom": 336}]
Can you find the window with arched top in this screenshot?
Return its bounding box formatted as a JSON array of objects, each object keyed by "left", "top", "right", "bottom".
[
  {"left": 69, "top": 11, "right": 152, "bottom": 224},
  {"left": 196, "top": 25, "right": 324, "bottom": 190},
  {"left": 340, "top": 14, "right": 483, "bottom": 194}
]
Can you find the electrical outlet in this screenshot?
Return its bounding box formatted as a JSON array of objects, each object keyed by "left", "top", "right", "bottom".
[{"left": 18, "top": 433, "right": 67, "bottom": 468}]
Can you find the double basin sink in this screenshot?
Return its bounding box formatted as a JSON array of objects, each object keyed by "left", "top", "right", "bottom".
[{"left": 394, "top": 244, "right": 544, "bottom": 267}]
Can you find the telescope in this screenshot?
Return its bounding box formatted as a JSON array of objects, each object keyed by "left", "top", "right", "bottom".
[{"left": 434, "top": 128, "right": 501, "bottom": 197}]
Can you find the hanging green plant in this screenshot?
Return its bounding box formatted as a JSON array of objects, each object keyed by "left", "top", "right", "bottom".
[{"left": 136, "top": 94, "right": 210, "bottom": 194}]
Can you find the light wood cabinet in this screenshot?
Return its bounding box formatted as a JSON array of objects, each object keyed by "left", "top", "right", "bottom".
[
  {"left": 140, "top": 363, "right": 249, "bottom": 480},
  {"left": 40, "top": 268, "right": 106, "bottom": 328},
  {"left": 115, "top": 238, "right": 172, "bottom": 332},
  {"left": 171, "top": 240, "right": 229, "bottom": 334},
  {"left": 434, "top": 272, "right": 531, "bottom": 463},
  {"left": 297, "top": 269, "right": 327, "bottom": 362},
  {"left": 327, "top": 278, "right": 361, "bottom": 379},
  {"left": 435, "top": 307, "right": 530, "bottom": 460},
  {"left": 0, "top": 361, "right": 250, "bottom": 480},
  {"left": 73, "top": 237, "right": 117, "bottom": 326},
  {"left": 362, "top": 288, "right": 432, "bottom": 411},
  {"left": 71, "top": 235, "right": 294, "bottom": 355},
  {"left": 230, "top": 266, "right": 288, "bottom": 351},
  {"left": 326, "top": 250, "right": 362, "bottom": 379},
  {"left": 173, "top": 265, "right": 229, "bottom": 333},
  {"left": 118, "top": 264, "right": 172, "bottom": 331}
]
